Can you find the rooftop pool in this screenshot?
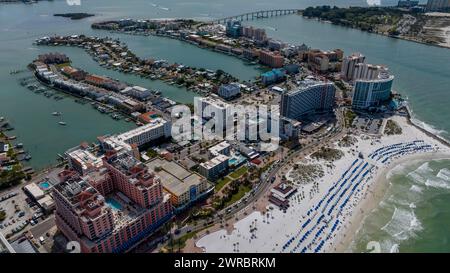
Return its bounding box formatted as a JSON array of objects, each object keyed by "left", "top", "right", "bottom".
[{"left": 106, "top": 197, "right": 123, "bottom": 211}]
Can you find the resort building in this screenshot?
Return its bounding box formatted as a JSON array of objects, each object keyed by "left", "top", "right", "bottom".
[
  {"left": 259, "top": 50, "right": 284, "bottom": 68},
  {"left": 218, "top": 83, "right": 241, "bottom": 100},
  {"left": 307, "top": 49, "right": 343, "bottom": 73},
  {"left": 208, "top": 141, "right": 231, "bottom": 157},
  {"left": 352, "top": 63, "right": 385, "bottom": 82},
  {"left": 261, "top": 68, "right": 286, "bottom": 86},
  {"left": 199, "top": 154, "right": 229, "bottom": 181},
  {"left": 121, "top": 86, "right": 152, "bottom": 101},
  {"left": 340, "top": 53, "right": 366, "bottom": 81},
  {"left": 53, "top": 152, "right": 173, "bottom": 253},
  {"left": 352, "top": 70, "right": 394, "bottom": 110},
  {"left": 146, "top": 158, "right": 211, "bottom": 209},
  {"left": 226, "top": 20, "right": 242, "bottom": 38},
  {"left": 194, "top": 97, "right": 231, "bottom": 131},
  {"left": 280, "top": 79, "right": 336, "bottom": 121},
  {"left": 268, "top": 39, "right": 287, "bottom": 51},
  {"left": 241, "top": 26, "right": 267, "bottom": 43},
  {"left": 100, "top": 117, "right": 171, "bottom": 154},
  {"left": 66, "top": 144, "right": 103, "bottom": 176}
]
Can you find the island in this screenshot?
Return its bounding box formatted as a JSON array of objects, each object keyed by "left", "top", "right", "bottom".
[
  {"left": 302, "top": 5, "right": 450, "bottom": 49},
  {"left": 54, "top": 13, "right": 95, "bottom": 20}
]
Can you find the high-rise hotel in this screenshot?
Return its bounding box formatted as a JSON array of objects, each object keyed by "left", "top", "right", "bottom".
[
  {"left": 351, "top": 66, "right": 394, "bottom": 110},
  {"left": 53, "top": 151, "right": 173, "bottom": 253},
  {"left": 280, "top": 79, "right": 336, "bottom": 121}
]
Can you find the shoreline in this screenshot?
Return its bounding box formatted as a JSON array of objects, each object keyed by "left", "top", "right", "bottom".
[
  {"left": 333, "top": 152, "right": 450, "bottom": 253},
  {"left": 195, "top": 115, "right": 450, "bottom": 253},
  {"left": 303, "top": 16, "right": 450, "bottom": 51}
]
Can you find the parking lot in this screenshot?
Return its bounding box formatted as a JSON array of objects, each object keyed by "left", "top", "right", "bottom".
[{"left": 0, "top": 189, "right": 47, "bottom": 239}]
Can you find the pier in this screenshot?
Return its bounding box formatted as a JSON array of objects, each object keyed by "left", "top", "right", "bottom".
[{"left": 212, "top": 9, "right": 300, "bottom": 24}]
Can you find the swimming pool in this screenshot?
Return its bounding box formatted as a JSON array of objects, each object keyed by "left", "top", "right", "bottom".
[
  {"left": 106, "top": 198, "right": 123, "bottom": 211},
  {"left": 229, "top": 155, "right": 247, "bottom": 167},
  {"left": 39, "top": 181, "right": 50, "bottom": 190}
]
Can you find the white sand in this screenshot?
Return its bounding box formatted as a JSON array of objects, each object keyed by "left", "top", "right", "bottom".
[{"left": 195, "top": 116, "right": 450, "bottom": 253}]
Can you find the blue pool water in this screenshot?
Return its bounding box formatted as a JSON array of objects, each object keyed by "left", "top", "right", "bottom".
[
  {"left": 229, "top": 155, "right": 247, "bottom": 167},
  {"left": 39, "top": 181, "right": 50, "bottom": 190},
  {"left": 106, "top": 198, "right": 123, "bottom": 211}
]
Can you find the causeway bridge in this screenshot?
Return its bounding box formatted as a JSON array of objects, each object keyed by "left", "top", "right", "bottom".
[{"left": 212, "top": 9, "right": 301, "bottom": 24}]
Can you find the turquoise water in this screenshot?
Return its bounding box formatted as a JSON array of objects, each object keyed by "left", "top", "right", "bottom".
[
  {"left": 39, "top": 181, "right": 50, "bottom": 189},
  {"left": 350, "top": 159, "right": 450, "bottom": 253},
  {"left": 106, "top": 197, "right": 123, "bottom": 211}
]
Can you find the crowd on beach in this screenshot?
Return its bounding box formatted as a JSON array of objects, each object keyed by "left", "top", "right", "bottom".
[{"left": 196, "top": 116, "right": 450, "bottom": 253}]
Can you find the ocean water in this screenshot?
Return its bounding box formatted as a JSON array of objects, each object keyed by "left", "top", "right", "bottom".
[{"left": 350, "top": 160, "right": 450, "bottom": 253}]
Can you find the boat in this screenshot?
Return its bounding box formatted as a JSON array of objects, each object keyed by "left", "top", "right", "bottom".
[
  {"left": 52, "top": 112, "right": 62, "bottom": 116},
  {"left": 111, "top": 114, "right": 120, "bottom": 120},
  {"left": 58, "top": 121, "right": 67, "bottom": 126},
  {"left": 8, "top": 136, "right": 17, "bottom": 140},
  {"left": 24, "top": 154, "right": 32, "bottom": 161},
  {"left": 15, "top": 143, "right": 23, "bottom": 148}
]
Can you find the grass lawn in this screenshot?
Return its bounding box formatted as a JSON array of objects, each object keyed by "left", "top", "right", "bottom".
[
  {"left": 165, "top": 224, "right": 214, "bottom": 252},
  {"left": 215, "top": 176, "right": 231, "bottom": 192},
  {"left": 224, "top": 185, "right": 251, "bottom": 207},
  {"left": 229, "top": 166, "right": 248, "bottom": 180}
]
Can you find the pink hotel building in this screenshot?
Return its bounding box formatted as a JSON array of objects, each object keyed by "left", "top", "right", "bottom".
[{"left": 53, "top": 151, "right": 173, "bottom": 253}]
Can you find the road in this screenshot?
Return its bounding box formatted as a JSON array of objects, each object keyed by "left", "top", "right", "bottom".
[{"left": 175, "top": 107, "right": 347, "bottom": 242}]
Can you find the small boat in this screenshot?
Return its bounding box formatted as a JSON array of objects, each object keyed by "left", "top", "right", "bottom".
[
  {"left": 52, "top": 112, "right": 61, "bottom": 116},
  {"left": 15, "top": 143, "right": 23, "bottom": 148},
  {"left": 58, "top": 121, "right": 67, "bottom": 126},
  {"left": 8, "top": 136, "right": 17, "bottom": 140},
  {"left": 24, "top": 154, "right": 32, "bottom": 161}
]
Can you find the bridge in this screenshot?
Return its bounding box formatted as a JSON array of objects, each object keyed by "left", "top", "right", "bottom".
[{"left": 212, "top": 9, "right": 301, "bottom": 25}]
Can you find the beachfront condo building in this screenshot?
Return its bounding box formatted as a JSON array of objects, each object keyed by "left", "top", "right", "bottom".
[
  {"left": 280, "top": 79, "right": 336, "bottom": 121},
  {"left": 199, "top": 154, "right": 230, "bottom": 181},
  {"left": 352, "top": 63, "right": 386, "bottom": 82},
  {"left": 53, "top": 152, "right": 172, "bottom": 253},
  {"left": 352, "top": 70, "right": 394, "bottom": 110},
  {"left": 341, "top": 53, "right": 366, "bottom": 81}
]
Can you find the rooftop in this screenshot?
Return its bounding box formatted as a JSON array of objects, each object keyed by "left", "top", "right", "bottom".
[
  {"left": 208, "top": 141, "right": 230, "bottom": 156},
  {"left": 286, "top": 78, "right": 334, "bottom": 96},
  {"left": 146, "top": 158, "right": 206, "bottom": 196},
  {"left": 67, "top": 148, "right": 103, "bottom": 172},
  {"left": 200, "top": 154, "right": 229, "bottom": 170}
]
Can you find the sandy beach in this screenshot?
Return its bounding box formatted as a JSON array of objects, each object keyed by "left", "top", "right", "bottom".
[{"left": 195, "top": 115, "right": 450, "bottom": 253}]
